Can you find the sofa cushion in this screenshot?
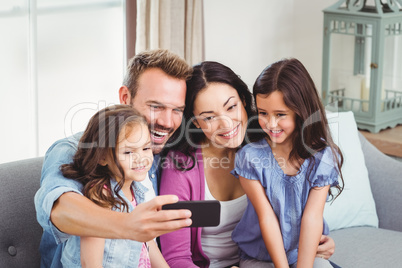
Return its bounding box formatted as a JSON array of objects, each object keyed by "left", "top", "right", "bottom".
[
  {"left": 0, "top": 157, "right": 43, "bottom": 268},
  {"left": 330, "top": 227, "right": 402, "bottom": 267},
  {"left": 324, "top": 111, "right": 378, "bottom": 231}
]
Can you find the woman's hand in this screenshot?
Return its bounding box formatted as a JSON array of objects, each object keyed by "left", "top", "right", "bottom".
[{"left": 316, "top": 235, "right": 335, "bottom": 259}]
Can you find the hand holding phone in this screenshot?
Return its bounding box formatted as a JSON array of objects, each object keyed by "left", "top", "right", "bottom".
[{"left": 162, "top": 200, "right": 221, "bottom": 227}]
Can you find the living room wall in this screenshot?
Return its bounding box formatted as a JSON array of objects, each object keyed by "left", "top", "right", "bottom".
[{"left": 203, "top": 0, "right": 334, "bottom": 90}]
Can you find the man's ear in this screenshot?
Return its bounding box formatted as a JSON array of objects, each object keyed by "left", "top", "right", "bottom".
[
  {"left": 119, "top": 86, "right": 131, "bottom": 105},
  {"left": 192, "top": 119, "right": 200, "bottom": 128}
]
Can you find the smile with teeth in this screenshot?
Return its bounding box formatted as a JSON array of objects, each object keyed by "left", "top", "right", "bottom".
[
  {"left": 151, "top": 130, "right": 168, "bottom": 139},
  {"left": 270, "top": 130, "right": 282, "bottom": 134},
  {"left": 221, "top": 124, "right": 240, "bottom": 137},
  {"left": 131, "top": 165, "right": 146, "bottom": 171}
]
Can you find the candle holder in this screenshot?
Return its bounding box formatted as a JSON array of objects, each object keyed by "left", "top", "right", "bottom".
[{"left": 322, "top": 0, "right": 402, "bottom": 132}]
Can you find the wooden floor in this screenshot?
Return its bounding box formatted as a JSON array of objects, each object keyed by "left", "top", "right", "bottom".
[{"left": 359, "top": 124, "right": 402, "bottom": 158}]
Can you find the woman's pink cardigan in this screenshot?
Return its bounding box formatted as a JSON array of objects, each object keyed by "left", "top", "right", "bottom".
[{"left": 159, "top": 149, "right": 210, "bottom": 268}]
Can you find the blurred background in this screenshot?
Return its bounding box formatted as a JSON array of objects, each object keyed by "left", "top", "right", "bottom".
[{"left": 0, "top": 0, "right": 341, "bottom": 164}]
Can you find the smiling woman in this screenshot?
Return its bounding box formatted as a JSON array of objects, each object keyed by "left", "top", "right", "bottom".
[{"left": 159, "top": 61, "right": 254, "bottom": 268}]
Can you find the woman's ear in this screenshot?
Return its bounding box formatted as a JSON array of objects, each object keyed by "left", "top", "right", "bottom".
[{"left": 192, "top": 119, "right": 200, "bottom": 128}]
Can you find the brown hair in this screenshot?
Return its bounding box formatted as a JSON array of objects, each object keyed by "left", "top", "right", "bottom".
[
  {"left": 123, "top": 49, "right": 193, "bottom": 99},
  {"left": 253, "top": 58, "right": 344, "bottom": 200},
  {"left": 60, "top": 105, "right": 148, "bottom": 211}
]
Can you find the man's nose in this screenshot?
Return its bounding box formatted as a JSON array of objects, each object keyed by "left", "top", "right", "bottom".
[{"left": 156, "top": 109, "right": 174, "bottom": 129}]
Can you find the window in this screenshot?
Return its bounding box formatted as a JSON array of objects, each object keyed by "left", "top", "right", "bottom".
[{"left": 0, "top": 0, "right": 126, "bottom": 164}]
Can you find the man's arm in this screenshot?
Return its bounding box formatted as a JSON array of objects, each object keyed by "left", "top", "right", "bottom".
[
  {"left": 52, "top": 192, "right": 192, "bottom": 242},
  {"left": 35, "top": 136, "right": 191, "bottom": 244}
]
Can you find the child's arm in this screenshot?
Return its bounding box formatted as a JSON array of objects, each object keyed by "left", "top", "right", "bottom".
[
  {"left": 297, "top": 185, "right": 330, "bottom": 267},
  {"left": 80, "top": 236, "right": 105, "bottom": 268},
  {"left": 148, "top": 240, "right": 169, "bottom": 268},
  {"left": 239, "top": 176, "right": 288, "bottom": 268}
]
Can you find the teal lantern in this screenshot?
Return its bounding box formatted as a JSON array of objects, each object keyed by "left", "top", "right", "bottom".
[{"left": 322, "top": 0, "right": 402, "bottom": 133}]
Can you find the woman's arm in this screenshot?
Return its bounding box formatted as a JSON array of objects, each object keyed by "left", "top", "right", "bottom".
[
  {"left": 80, "top": 236, "right": 105, "bottom": 268},
  {"left": 297, "top": 185, "right": 330, "bottom": 267},
  {"left": 239, "top": 176, "right": 288, "bottom": 268},
  {"left": 148, "top": 240, "right": 169, "bottom": 268},
  {"left": 317, "top": 235, "right": 335, "bottom": 259}
]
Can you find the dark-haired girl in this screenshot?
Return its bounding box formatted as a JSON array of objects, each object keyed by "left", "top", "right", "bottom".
[{"left": 232, "top": 58, "right": 344, "bottom": 268}]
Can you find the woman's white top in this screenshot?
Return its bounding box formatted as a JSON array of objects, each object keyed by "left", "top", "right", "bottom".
[{"left": 201, "top": 177, "right": 247, "bottom": 268}]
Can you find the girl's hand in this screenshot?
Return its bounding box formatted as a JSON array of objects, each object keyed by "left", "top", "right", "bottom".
[{"left": 317, "top": 235, "right": 335, "bottom": 259}]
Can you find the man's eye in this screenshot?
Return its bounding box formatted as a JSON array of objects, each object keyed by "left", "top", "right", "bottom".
[
  {"left": 150, "top": 105, "right": 162, "bottom": 110},
  {"left": 173, "top": 108, "right": 184, "bottom": 114}
]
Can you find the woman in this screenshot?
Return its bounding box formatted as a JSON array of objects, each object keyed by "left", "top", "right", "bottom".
[{"left": 159, "top": 61, "right": 336, "bottom": 268}]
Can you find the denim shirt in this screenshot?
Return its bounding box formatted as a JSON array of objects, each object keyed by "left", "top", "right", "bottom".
[
  {"left": 34, "top": 133, "right": 160, "bottom": 268},
  {"left": 61, "top": 179, "right": 147, "bottom": 268}
]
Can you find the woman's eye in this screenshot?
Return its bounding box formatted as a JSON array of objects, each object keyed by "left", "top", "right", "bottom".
[{"left": 228, "top": 104, "right": 237, "bottom": 111}]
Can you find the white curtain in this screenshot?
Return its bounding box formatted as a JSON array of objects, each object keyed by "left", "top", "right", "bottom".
[{"left": 136, "top": 0, "right": 204, "bottom": 65}]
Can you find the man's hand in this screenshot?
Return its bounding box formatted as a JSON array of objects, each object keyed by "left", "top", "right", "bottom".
[
  {"left": 123, "top": 195, "right": 192, "bottom": 242},
  {"left": 316, "top": 235, "right": 335, "bottom": 259},
  {"left": 51, "top": 192, "right": 191, "bottom": 242}
]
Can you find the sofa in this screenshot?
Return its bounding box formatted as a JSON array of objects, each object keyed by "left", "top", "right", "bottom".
[{"left": 0, "top": 131, "right": 401, "bottom": 268}]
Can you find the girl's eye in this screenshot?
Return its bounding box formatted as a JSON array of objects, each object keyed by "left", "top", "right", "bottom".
[
  {"left": 143, "top": 147, "right": 151, "bottom": 151},
  {"left": 123, "top": 151, "right": 132, "bottom": 155},
  {"left": 258, "top": 111, "right": 267, "bottom": 116},
  {"left": 277, "top": 113, "right": 286, "bottom": 117},
  {"left": 203, "top": 116, "right": 214, "bottom": 121}
]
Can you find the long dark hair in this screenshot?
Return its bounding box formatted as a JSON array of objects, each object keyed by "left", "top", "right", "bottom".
[
  {"left": 60, "top": 105, "right": 148, "bottom": 211},
  {"left": 163, "top": 61, "right": 255, "bottom": 171},
  {"left": 253, "top": 58, "right": 344, "bottom": 200}
]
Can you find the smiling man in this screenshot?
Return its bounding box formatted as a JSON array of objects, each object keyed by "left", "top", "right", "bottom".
[
  {"left": 35, "top": 49, "right": 193, "bottom": 268},
  {"left": 120, "top": 67, "right": 186, "bottom": 153}
]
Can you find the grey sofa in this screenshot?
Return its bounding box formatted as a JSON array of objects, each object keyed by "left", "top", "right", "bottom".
[{"left": 0, "top": 133, "right": 401, "bottom": 268}]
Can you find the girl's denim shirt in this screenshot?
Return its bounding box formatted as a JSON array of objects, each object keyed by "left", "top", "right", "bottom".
[{"left": 61, "top": 179, "right": 149, "bottom": 268}]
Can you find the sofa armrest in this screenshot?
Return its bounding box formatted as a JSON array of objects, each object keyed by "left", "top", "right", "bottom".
[{"left": 358, "top": 132, "right": 402, "bottom": 232}]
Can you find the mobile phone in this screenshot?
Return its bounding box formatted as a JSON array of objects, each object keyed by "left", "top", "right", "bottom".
[{"left": 162, "top": 200, "right": 221, "bottom": 227}]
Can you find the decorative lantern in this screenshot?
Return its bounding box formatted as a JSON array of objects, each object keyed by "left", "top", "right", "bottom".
[{"left": 322, "top": 0, "right": 402, "bottom": 133}]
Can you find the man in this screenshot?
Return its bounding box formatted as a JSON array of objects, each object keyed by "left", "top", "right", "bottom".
[{"left": 34, "top": 49, "right": 193, "bottom": 267}]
